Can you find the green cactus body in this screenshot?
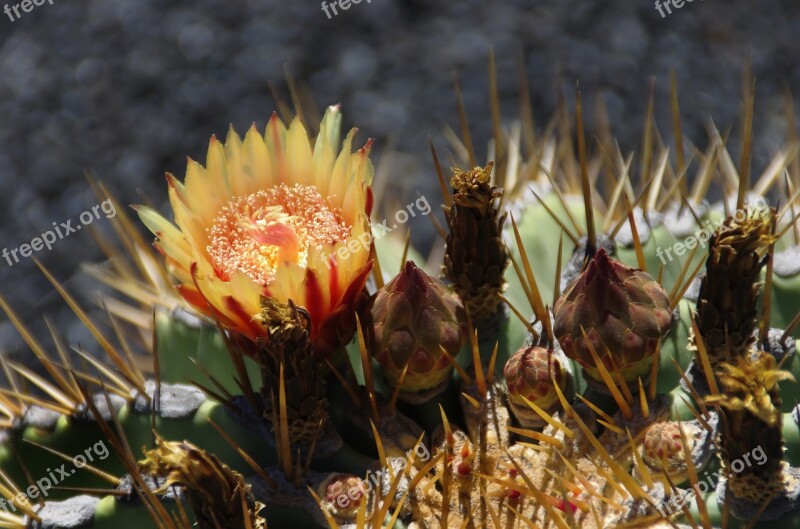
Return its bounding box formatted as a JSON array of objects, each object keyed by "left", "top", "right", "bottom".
[{"left": 0, "top": 392, "right": 267, "bottom": 500}]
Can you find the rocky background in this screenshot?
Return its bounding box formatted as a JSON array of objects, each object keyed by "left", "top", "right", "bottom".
[{"left": 0, "top": 0, "right": 798, "bottom": 358}]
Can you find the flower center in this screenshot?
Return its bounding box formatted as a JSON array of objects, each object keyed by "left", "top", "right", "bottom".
[
  {"left": 643, "top": 421, "right": 690, "bottom": 467},
  {"left": 207, "top": 183, "right": 350, "bottom": 285}
]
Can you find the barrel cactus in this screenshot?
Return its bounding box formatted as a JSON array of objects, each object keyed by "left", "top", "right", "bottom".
[{"left": 2, "top": 64, "right": 800, "bottom": 529}]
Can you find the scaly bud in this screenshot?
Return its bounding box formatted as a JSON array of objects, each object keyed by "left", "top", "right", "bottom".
[
  {"left": 553, "top": 248, "right": 672, "bottom": 384},
  {"left": 371, "top": 261, "right": 465, "bottom": 401},
  {"left": 318, "top": 473, "right": 368, "bottom": 521},
  {"left": 503, "top": 346, "right": 573, "bottom": 427}
]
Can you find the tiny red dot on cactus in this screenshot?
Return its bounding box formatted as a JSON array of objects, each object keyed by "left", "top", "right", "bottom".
[
  {"left": 457, "top": 462, "right": 471, "bottom": 476},
  {"left": 508, "top": 489, "right": 521, "bottom": 499},
  {"left": 509, "top": 468, "right": 518, "bottom": 477},
  {"left": 555, "top": 497, "right": 579, "bottom": 513}
]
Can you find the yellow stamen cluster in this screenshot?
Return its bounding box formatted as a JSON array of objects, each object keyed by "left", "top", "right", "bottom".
[{"left": 207, "top": 183, "right": 350, "bottom": 285}]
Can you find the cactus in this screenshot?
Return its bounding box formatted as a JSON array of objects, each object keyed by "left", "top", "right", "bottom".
[{"left": 2, "top": 63, "right": 800, "bottom": 529}]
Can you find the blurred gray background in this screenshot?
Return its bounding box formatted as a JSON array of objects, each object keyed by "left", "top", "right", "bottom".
[{"left": 0, "top": 0, "right": 798, "bottom": 358}]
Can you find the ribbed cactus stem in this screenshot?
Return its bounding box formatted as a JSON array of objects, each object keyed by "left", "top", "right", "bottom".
[
  {"left": 695, "top": 207, "right": 794, "bottom": 507},
  {"left": 706, "top": 351, "right": 794, "bottom": 506},
  {"left": 247, "top": 298, "right": 329, "bottom": 445},
  {"left": 693, "top": 206, "right": 773, "bottom": 369}
]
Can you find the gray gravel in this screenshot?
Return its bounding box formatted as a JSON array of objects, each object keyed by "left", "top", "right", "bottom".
[{"left": 0, "top": 0, "right": 799, "bottom": 361}]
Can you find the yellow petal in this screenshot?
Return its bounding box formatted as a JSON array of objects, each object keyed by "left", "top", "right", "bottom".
[
  {"left": 205, "top": 135, "right": 230, "bottom": 194},
  {"left": 313, "top": 105, "right": 343, "bottom": 196},
  {"left": 327, "top": 128, "right": 356, "bottom": 207},
  {"left": 244, "top": 123, "right": 273, "bottom": 192},
  {"left": 182, "top": 157, "right": 227, "bottom": 228},
  {"left": 225, "top": 126, "right": 247, "bottom": 197},
  {"left": 170, "top": 183, "right": 210, "bottom": 254},
  {"left": 286, "top": 117, "right": 314, "bottom": 187},
  {"left": 342, "top": 144, "right": 374, "bottom": 225},
  {"left": 265, "top": 113, "right": 288, "bottom": 182},
  {"left": 135, "top": 205, "right": 192, "bottom": 264},
  {"left": 266, "top": 260, "right": 310, "bottom": 305}
]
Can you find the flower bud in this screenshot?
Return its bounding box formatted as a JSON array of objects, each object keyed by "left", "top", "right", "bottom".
[
  {"left": 503, "top": 346, "right": 573, "bottom": 427},
  {"left": 371, "top": 261, "right": 464, "bottom": 397},
  {"left": 553, "top": 248, "right": 672, "bottom": 383}
]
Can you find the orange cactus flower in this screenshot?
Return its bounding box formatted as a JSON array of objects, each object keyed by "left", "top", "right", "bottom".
[{"left": 136, "top": 106, "right": 374, "bottom": 357}]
